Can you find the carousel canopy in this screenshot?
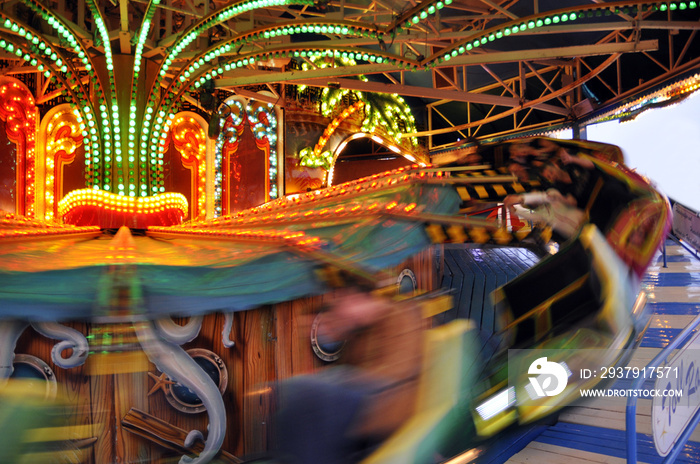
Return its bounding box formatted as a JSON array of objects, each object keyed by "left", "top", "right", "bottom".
[{"left": 0, "top": 0, "right": 697, "bottom": 152}]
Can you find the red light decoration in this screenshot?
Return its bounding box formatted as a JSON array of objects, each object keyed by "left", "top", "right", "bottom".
[
  {"left": 58, "top": 189, "right": 188, "bottom": 228},
  {"left": 177, "top": 163, "right": 438, "bottom": 229},
  {"left": 0, "top": 211, "right": 100, "bottom": 241},
  {"left": 169, "top": 115, "right": 208, "bottom": 220},
  {"left": 0, "top": 78, "right": 38, "bottom": 217},
  {"left": 147, "top": 225, "right": 323, "bottom": 248}
]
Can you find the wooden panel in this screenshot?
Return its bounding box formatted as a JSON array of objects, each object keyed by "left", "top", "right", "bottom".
[
  {"left": 122, "top": 408, "right": 242, "bottom": 463},
  {"left": 144, "top": 314, "right": 227, "bottom": 460},
  {"left": 178, "top": 312, "right": 244, "bottom": 456},
  {"left": 230, "top": 312, "right": 246, "bottom": 457},
  {"left": 15, "top": 323, "right": 97, "bottom": 463},
  {"left": 6, "top": 250, "right": 436, "bottom": 462},
  {"left": 390, "top": 247, "right": 438, "bottom": 294},
  {"left": 210, "top": 312, "right": 241, "bottom": 455},
  {"left": 59, "top": 323, "right": 96, "bottom": 464},
  {"left": 114, "top": 370, "right": 150, "bottom": 463},
  {"left": 274, "top": 296, "right": 324, "bottom": 381},
  {"left": 238, "top": 307, "right": 276, "bottom": 455},
  {"left": 90, "top": 362, "right": 115, "bottom": 462}
]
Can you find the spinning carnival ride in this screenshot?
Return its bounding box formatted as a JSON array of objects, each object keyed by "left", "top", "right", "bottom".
[
  {"left": 0, "top": 135, "right": 670, "bottom": 463},
  {"left": 0, "top": 0, "right": 689, "bottom": 461}
]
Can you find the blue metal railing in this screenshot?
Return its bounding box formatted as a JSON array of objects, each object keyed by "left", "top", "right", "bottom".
[
  {"left": 662, "top": 240, "right": 667, "bottom": 268},
  {"left": 669, "top": 233, "right": 700, "bottom": 262},
  {"left": 626, "top": 314, "right": 700, "bottom": 463}
]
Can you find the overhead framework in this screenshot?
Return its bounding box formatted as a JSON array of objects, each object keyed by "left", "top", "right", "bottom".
[{"left": 0, "top": 0, "right": 699, "bottom": 156}]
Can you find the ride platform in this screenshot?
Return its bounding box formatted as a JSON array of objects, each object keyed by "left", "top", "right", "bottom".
[{"left": 503, "top": 239, "right": 700, "bottom": 464}]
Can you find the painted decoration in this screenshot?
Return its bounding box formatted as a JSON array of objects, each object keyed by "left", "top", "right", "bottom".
[
  {"left": 284, "top": 118, "right": 331, "bottom": 194},
  {"left": 310, "top": 312, "right": 345, "bottom": 362},
  {"left": 652, "top": 329, "right": 700, "bottom": 456},
  {"left": 215, "top": 97, "right": 279, "bottom": 216},
  {"left": 224, "top": 122, "right": 267, "bottom": 213},
  {"left": 161, "top": 348, "right": 228, "bottom": 414},
  {"left": 397, "top": 268, "right": 417, "bottom": 295},
  {"left": 10, "top": 354, "right": 57, "bottom": 400},
  {"left": 672, "top": 202, "right": 700, "bottom": 253}
]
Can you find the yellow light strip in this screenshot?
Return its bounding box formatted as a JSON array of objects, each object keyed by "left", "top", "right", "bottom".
[{"left": 58, "top": 189, "right": 188, "bottom": 218}]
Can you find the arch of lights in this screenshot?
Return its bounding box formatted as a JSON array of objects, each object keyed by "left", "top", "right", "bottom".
[
  {"left": 166, "top": 113, "right": 209, "bottom": 221},
  {"left": 39, "top": 104, "right": 83, "bottom": 221},
  {"left": 327, "top": 132, "right": 428, "bottom": 187},
  {"left": 214, "top": 94, "right": 282, "bottom": 217},
  {"left": 0, "top": 77, "right": 37, "bottom": 217},
  {"left": 0, "top": 0, "right": 694, "bottom": 222}
]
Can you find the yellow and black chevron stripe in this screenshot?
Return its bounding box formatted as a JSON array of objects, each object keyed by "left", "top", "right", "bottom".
[
  {"left": 424, "top": 223, "right": 552, "bottom": 246},
  {"left": 453, "top": 168, "right": 504, "bottom": 178},
  {"left": 454, "top": 179, "right": 542, "bottom": 203}
]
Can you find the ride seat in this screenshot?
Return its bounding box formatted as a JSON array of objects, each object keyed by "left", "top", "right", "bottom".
[{"left": 361, "top": 318, "right": 481, "bottom": 464}]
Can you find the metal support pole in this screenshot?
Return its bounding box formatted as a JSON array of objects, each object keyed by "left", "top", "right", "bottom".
[{"left": 663, "top": 239, "right": 668, "bottom": 268}]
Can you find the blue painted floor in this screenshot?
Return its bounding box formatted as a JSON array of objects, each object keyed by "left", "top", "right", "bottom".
[
  {"left": 500, "top": 238, "right": 700, "bottom": 464},
  {"left": 535, "top": 423, "right": 700, "bottom": 463}
]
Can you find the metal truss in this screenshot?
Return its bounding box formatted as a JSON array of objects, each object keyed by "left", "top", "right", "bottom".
[{"left": 0, "top": 0, "right": 698, "bottom": 153}]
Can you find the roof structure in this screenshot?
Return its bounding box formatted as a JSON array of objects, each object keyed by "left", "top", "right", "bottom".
[{"left": 2, "top": 0, "right": 698, "bottom": 155}]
